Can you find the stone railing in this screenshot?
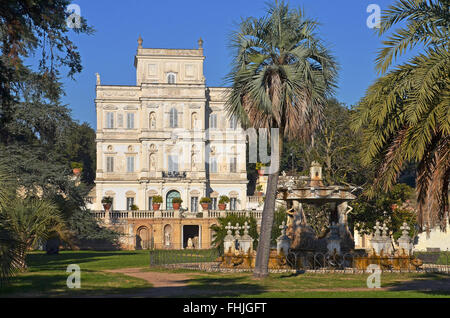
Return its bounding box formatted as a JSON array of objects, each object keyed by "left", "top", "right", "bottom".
[
  {"left": 92, "top": 209, "right": 262, "bottom": 220},
  {"left": 248, "top": 196, "right": 264, "bottom": 203}
]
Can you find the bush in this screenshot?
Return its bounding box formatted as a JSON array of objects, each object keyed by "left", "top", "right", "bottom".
[
  {"left": 172, "top": 197, "right": 183, "bottom": 204},
  {"left": 219, "top": 195, "right": 230, "bottom": 204},
  {"left": 210, "top": 215, "right": 259, "bottom": 252},
  {"left": 152, "top": 195, "right": 163, "bottom": 204},
  {"left": 200, "top": 197, "right": 211, "bottom": 204},
  {"left": 101, "top": 196, "right": 113, "bottom": 204}
]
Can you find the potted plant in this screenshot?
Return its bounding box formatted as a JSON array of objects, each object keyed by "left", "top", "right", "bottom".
[
  {"left": 255, "top": 184, "right": 263, "bottom": 196},
  {"left": 101, "top": 196, "right": 113, "bottom": 211},
  {"left": 152, "top": 195, "right": 163, "bottom": 210},
  {"left": 172, "top": 197, "right": 183, "bottom": 210},
  {"left": 200, "top": 197, "right": 211, "bottom": 210},
  {"left": 130, "top": 204, "right": 139, "bottom": 211},
  {"left": 71, "top": 162, "right": 83, "bottom": 175},
  {"left": 218, "top": 195, "right": 230, "bottom": 210},
  {"left": 255, "top": 162, "right": 265, "bottom": 176}
]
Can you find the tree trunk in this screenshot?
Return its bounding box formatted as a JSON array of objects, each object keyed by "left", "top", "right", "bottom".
[{"left": 253, "top": 135, "right": 283, "bottom": 278}]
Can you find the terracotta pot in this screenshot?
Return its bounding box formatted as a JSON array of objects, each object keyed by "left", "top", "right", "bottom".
[
  {"left": 201, "top": 203, "right": 209, "bottom": 211},
  {"left": 103, "top": 203, "right": 111, "bottom": 211},
  {"left": 258, "top": 169, "right": 264, "bottom": 176},
  {"left": 172, "top": 203, "right": 181, "bottom": 210},
  {"left": 218, "top": 203, "right": 227, "bottom": 210},
  {"left": 152, "top": 203, "right": 160, "bottom": 211},
  {"left": 256, "top": 192, "right": 263, "bottom": 197},
  {"left": 73, "top": 168, "right": 82, "bottom": 175}
]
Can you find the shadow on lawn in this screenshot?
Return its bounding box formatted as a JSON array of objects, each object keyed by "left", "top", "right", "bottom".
[
  {"left": 0, "top": 270, "right": 152, "bottom": 298},
  {"left": 26, "top": 251, "right": 144, "bottom": 270},
  {"left": 135, "top": 276, "right": 267, "bottom": 298},
  {"left": 387, "top": 273, "right": 450, "bottom": 295}
]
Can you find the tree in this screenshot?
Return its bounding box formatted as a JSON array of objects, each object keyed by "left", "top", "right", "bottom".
[
  {"left": 0, "top": 163, "right": 24, "bottom": 285},
  {"left": 351, "top": 0, "right": 449, "bottom": 232},
  {"left": 0, "top": 0, "right": 93, "bottom": 144},
  {"left": 3, "top": 197, "right": 70, "bottom": 269},
  {"left": 349, "top": 183, "right": 416, "bottom": 241},
  {"left": 225, "top": 1, "right": 337, "bottom": 278}
]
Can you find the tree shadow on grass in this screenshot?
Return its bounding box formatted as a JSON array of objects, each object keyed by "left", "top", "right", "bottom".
[
  {"left": 0, "top": 270, "right": 152, "bottom": 298},
  {"left": 26, "top": 251, "right": 145, "bottom": 271},
  {"left": 178, "top": 276, "right": 267, "bottom": 298},
  {"left": 386, "top": 272, "right": 450, "bottom": 296}
]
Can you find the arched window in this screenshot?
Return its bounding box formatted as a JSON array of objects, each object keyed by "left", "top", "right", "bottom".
[
  {"left": 166, "top": 190, "right": 181, "bottom": 210},
  {"left": 167, "top": 73, "right": 176, "bottom": 84},
  {"left": 169, "top": 108, "right": 178, "bottom": 128}
]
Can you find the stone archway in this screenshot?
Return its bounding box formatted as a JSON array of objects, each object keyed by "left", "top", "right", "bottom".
[{"left": 136, "top": 226, "right": 151, "bottom": 250}]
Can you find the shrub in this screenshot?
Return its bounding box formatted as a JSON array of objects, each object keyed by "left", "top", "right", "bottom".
[
  {"left": 152, "top": 195, "right": 163, "bottom": 204},
  {"left": 200, "top": 197, "right": 212, "bottom": 204},
  {"left": 101, "top": 196, "right": 113, "bottom": 204},
  {"left": 219, "top": 195, "right": 230, "bottom": 204},
  {"left": 172, "top": 197, "right": 183, "bottom": 204}
]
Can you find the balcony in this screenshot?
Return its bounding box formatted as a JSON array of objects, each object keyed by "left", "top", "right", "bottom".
[
  {"left": 162, "top": 171, "right": 187, "bottom": 178},
  {"left": 92, "top": 209, "right": 262, "bottom": 220}
]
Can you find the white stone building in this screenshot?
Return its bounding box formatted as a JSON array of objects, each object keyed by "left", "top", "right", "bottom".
[{"left": 88, "top": 37, "right": 252, "bottom": 214}]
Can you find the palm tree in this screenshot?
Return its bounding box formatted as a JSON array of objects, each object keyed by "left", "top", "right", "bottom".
[
  {"left": 352, "top": 0, "right": 449, "bottom": 232},
  {"left": 0, "top": 163, "right": 21, "bottom": 285},
  {"left": 3, "top": 197, "right": 69, "bottom": 269},
  {"left": 225, "top": 1, "right": 337, "bottom": 278}
]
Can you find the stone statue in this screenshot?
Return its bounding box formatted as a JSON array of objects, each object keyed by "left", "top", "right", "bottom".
[
  {"left": 164, "top": 231, "right": 171, "bottom": 246},
  {"left": 187, "top": 237, "right": 194, "bottom": 249},
  {"left": 150, "top": 154, "right": 156, "bottom": 171},
  {"left": 95, "top": 73, "right": 100, "bottom": 85},
  {"left": 149, "top": 113, "right": 156, "bottom": 129}
]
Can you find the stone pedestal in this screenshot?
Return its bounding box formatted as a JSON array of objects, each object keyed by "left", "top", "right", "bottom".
[
  {"left": 276, "top": 221, "right": 291, "bottom": 256},
  {"left": 397, "top": 222, "right": 413, "bottom": 255},
  {"left": 223, "top": 222, "right": 235, "bottom": 254}
]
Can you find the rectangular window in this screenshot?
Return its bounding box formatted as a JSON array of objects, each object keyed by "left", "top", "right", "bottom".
[
  {"left": 230, "top": 198, "right": 237, "bottom": 210},
  {"left": 169, "top": 108, "right": 178, "bottom": 128},
  {"left": 211, "top": 198, "right": 218, "bottom": 210},
  {"left": 191, "top": 197, "right": 198, "bottom": 212},
  {"left": 230, "top": 157, "right": 237, "bottom": 173},
  {"left": 127, "top": 113, "right": 135, "bottom": 129},
  {"left": 209, "top": 114, "right": 217, "bottom": 129},
  {"left": 168, "top": 155, "right": 178, "bottom": 172},
  {"left": 106, "top": 157, "right": 114, "bottom": 172},
  {"left": 127, "top": 157, "right": 135, "bottom": 172},
  {"left": 126, "top": 197, "right": 134, "bottom": 210},
  {"left": 106, "top": 112, "right": 114, "bottom": 128},
  {"left": 210, "top": 158, "right": 217, "bottom": 173}
]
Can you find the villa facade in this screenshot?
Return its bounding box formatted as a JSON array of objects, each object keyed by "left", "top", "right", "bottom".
[{"left": 87, "top": 37, "right": 263, "bottom": 250}]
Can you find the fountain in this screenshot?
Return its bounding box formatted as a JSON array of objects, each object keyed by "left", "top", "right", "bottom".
[{"left": 218, "top": 162, "right": 423, "bottom": 271}]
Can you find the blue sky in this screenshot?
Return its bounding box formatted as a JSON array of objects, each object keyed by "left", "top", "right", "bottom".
[{"left": 60, "top": 0, "right": 400, "bottom": 128}]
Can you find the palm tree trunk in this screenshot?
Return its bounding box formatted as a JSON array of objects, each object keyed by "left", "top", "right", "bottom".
[{"left": 253, "top": 136, "right": 283, "bottom": 278}]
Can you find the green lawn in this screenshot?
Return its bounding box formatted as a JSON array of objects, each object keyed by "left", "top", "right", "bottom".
[
  {"left": 1, "top": 250, "right": 449, "bottom": 298},
  {"left": 182, "top": 271, "right": 450, "bottom": 298},
  {"left": 1, "top": 250, "right": 153, "bottom": 297}
]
